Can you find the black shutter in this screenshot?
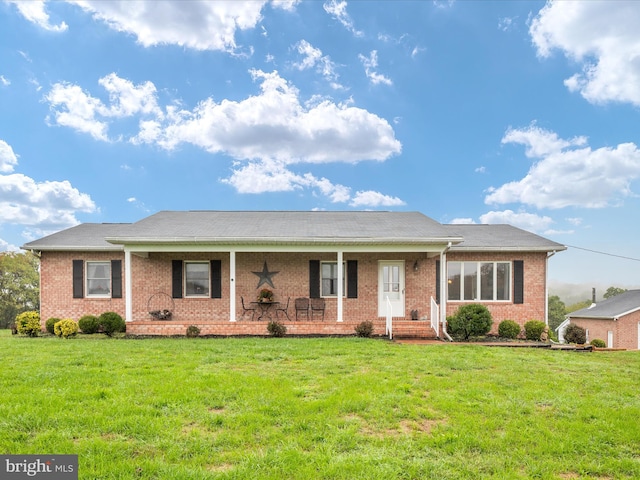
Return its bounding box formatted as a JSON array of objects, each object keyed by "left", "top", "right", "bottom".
[
  {"left": 172, "top": 260, "right": 183, "bottom": 299},
  {"left": 309, "top": 260, "right": 320, "bottom": 298},
  {"left": 513, "top": 260, "right": 524, "bottom": 304},
  {"left": 211, "top": 260, "right": 222, "bottom": 299},
  {"left": 111, "top": 260, "right": 122, "bottom": 298},
  {"left": 435, "top": 260, "right": 441, "bottom": 304},
  {"left": 347, "top": 260, "right": 358, "bottom": 298},
  {"left": 72, "top": 260, "right": 84, "bottom": 298}
]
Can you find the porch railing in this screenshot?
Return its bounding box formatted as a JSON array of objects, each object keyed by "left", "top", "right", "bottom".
[
  {"left": 430, "top": 296, "right": 439, "bottom": 337},
  {"left": 385, "top": 297, "right": 393, "bottom": 340}
]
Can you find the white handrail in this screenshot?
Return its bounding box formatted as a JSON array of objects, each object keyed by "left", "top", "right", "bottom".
[
  {"left": 430, "top": 296, "right": 439, "bottom": 337},
  {"left": 385, "top": 296, "right": 393, "bottom": 340}
]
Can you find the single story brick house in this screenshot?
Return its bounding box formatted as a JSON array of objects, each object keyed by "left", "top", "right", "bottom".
[
  {"left": 22, "top": 211, "right": 565, "bottom": 338},
  {"left": 566, "top": 290, "right": 640, "bottom": 349}
]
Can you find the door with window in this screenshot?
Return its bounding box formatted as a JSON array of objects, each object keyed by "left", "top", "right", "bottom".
[{"left": 378, "top": 261, "right": 405, "bottom": 317}]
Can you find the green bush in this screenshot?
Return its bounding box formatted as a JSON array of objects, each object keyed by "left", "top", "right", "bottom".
[
  {"left": 564, "top": 323, "right": 587, "bottom": 344},
  {"left": 267, "top": 321, "right": 287, "bottom": 337},
  {"left": 447, "top": 304, "right": 493, "bottom": 340},
  {"left": 498, "top": 320, "right": 520, "bottom": 339},
  {"left": 54, "top": 319, "right": 79, "bottom": 339},
  {"left": 354, "top": 321, "right": 374, "bottom": 337},
  {"left": 590, "top": 338, "right": 606, "bottom": 348},
  {"left": 99, "top": 311, "right": 126, "bottom": 337},
  {"left": 15, "top": 311, "right": 41, "bottom": 337},
  {"left": 45, "top": 317, "right": 61, "bottom": 335},
  {"left": 524, "top": 320, "right": 546, "bottom": 341},
  {"left": 78, "top": 315, "right": 100, "bottom": 334},
  {"left": 186, "top": 325, "right": 200, "bottom": 338}
]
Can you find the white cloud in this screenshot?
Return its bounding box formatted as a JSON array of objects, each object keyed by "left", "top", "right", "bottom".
[
  {"left": 487, "top": 125, "right": 640, "bottom": 209},
  {"left": 359, "top": 51, "right": 392, "bottom": 86},
  {"left": 450, "top": 218, "right": 476, "bottom": 225},
  {"left": 0, "top": 75, "right": 10, "bottom": 87},
  {"left": 479, "top": 210, "right": 555, "bottom": 233},
  {"left": 323, "top": 0, "right": 363, "bottom": 37},
  {"left": 292, "top": 40, "right": 341, "bottom": 88},
  {"left": 45, "top": 73, "right": 162, "bottom": 141},
  {"left": 0, "top": 237, "right": 19, "bottom": 252},
  {"left": 498, "top": 16, "right": 516, "bottom": 32},
  {"left": 9, "top": 0, "right": 68, "bottom": 32},
  {"left": 349, "top": 190, "right": 405, "bottom": 207},
  {"left": 136, "top": 69, "right": 401, "bottom": 164},
  {"left": 530, "top": 1, "right": 640, "bottom": 105},
  {"left": 67, "top": 0, "right": 294, "bottom": 52},
  {"left": 475, "top": 166, "right": 486, "bottom": 174},
  {"left": 0, "top": 140, "right": 19, "bottom": 173}
]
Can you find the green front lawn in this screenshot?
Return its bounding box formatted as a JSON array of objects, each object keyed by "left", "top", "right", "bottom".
[{"left": 1, "top": 330, "right": 639, "bottom": 479}]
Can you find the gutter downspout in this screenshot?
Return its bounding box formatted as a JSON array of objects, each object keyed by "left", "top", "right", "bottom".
[
  {"left": 440, "top": 242, "right": 453, "bottom": 342},
  {"left": 545, "top": 250, "right": 557, "bottom": 326}
]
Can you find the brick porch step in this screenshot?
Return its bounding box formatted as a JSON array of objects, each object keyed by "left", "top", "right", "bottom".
[{"left": 391, "top": 320, "right": 438, "bottom": 340}]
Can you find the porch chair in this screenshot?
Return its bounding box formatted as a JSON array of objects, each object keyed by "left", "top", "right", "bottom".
[
  {"left": 310, "top": 297, "right": 325, "bottom": 321},
  {"left": 275, "top": 297, "right": 291, "bottom": 321},
  {"left": 240, "top": 296, "right": 257, "bottom": 321},
  {"left": 295, "top": 297, "right": 309, "bottom": 321}
]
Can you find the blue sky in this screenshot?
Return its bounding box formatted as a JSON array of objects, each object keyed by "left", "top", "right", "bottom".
[{"left": 1, "top": 0, "right": 640, "bottom": 295}]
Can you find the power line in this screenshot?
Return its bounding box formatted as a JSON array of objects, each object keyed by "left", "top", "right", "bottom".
[{"left": 564, "top": 244, "right": 640, "bottom": 262}]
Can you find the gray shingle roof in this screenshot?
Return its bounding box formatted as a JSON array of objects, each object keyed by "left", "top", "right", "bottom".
[
  {"left": 101, "top": 211, "right": 463, "bottom": 247},
  {"left": 567, "top": 290, "right": 640, "bottom": 319},
  {"left": 444, "top": 224, "right": 566, "bottom": 252},
  {"left": 22, "top": 223, "right": 131, "bottom": 251}
]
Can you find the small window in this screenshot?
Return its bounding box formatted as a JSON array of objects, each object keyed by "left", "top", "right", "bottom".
[
  {"left": 185, "top": 262, "right": 209, "bottom": 297},
  {"left": 321, "top": 262, "right": 345, "bottom": 297},
  {"left": 86, "top": 261, "right": 111, "bottom": 297}
]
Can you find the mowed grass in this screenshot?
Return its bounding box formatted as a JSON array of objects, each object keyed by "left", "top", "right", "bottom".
[{"left": 1, "top": 331, "right": 639, "bottom": 479}]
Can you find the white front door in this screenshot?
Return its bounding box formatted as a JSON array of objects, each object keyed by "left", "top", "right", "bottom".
[{"left": 378, "top": 261, "right": 405, "bottom": 317}]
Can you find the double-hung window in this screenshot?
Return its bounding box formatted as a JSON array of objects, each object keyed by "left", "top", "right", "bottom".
[
  {"left": 447, "top": 261, "right": 511, "bottom": 301},
  {"left": 86, "top": 261, "right": 111, "bottom": 297},
  {"left": 185, "top": 262, "right": 210, "bottom": 297},
  {"left": 321, "top": 262, "right": 345, "bottom": 297}
]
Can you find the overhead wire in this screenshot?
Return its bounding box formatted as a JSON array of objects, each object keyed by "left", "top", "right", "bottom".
[{"left": 563, "top": 244, "right": 640, "bottom": 262}]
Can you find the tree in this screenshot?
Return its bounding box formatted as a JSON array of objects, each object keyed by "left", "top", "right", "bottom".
[
  {"left": 566, "top": 299, "right": 592, "bottom": 314},
  {"left": 604, "top": 286, "right": 627, "bottom": 299},
  {"left": 0, "top": 251, "right": 40, "bottom": 328},
  {"left": 547, "top": 295, "right": 566, "bottom": 332}
]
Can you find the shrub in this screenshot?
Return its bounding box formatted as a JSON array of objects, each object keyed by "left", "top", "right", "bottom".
[
  {"left": 564, "top": 323, "right": 587, "bottom": 344},
  {"left": 78, "top": 315, "right": 100, "bottom": 334},
  {"left": 54, "top": 319, "right": 79, "bottom": 339},
  {"left": 45, "top": 317, "right": 61, "bottom": 335},
  {"left": 15, "top": 311, "right": 41, "bottom": 337},
  {"left": 99, "top": 311, "right": 126, "bottom": 337},
  {"left": 447, "top": 304, "right": 493, "bottom": 340},
  {"left": 590, "top": 338, "right": 606, "bottom": 348},
  {"left": 186, "top": 325, "right": 200, "bottom": 338},
  {"left": 354, "top": 321, "right": 374, "bottom": 337},
  {"left": 498, "top": 320, "right": 520, "bottom": 339},
  {"left": 267, "top": 321, "right": 287, "bottom": 337},
  {"left": 524, "top": 320, "right": 546, "bottom": 341}
]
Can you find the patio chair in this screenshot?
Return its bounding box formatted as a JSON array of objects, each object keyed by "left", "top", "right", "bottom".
[
  {"left": 240, "top": 296, "right": 257, "bottom": 321},
  {"left": 275, "top": 297, "right": 291, "bottom": 321},
  {"left": 295, "top": 297, "right": 309, "bottom": 321},
  {"left": 310, "top": 297, "right": 325, "bottom": 321}
]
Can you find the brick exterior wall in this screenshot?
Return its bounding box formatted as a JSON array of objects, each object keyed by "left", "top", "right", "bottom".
[
  {"left": 445, "top": 252, "right": 549, "bottom": 333},
  {"left": 570, "top": 310, "right": 640, "bottom": 350},
  {"left": 39, "top": 250, "right": 550, "bottom": 336}
]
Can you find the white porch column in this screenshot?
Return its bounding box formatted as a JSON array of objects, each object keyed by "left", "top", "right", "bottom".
[
  {"left": 229, "top": 250, "right": 236, "bottom": 322},
  {"left": 337, "top": 250, "right": 343, "bottom": 322},
  {"left": 440, "top": 249, "right": 447, "bottom": 328},
  {"left": 125, "top": 248, "right": 132, "bottom": 322}
]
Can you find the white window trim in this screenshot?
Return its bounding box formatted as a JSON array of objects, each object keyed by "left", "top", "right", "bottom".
[
  {"left": 184, "top": 261, "right": 210, "bottom": 298},
  {"left": 447, "top": 261, "right": 512, "bottom": 302},
  {"left": 86, "top": 260, "right": 111, "bottom": 298},
  {"left": 320, "top": 261, "right": 346, "bottom": 298}
]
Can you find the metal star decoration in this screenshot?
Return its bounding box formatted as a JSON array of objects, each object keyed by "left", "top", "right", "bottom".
[{"left": 252, "top": 261, "right": 279, "bottom": 289}]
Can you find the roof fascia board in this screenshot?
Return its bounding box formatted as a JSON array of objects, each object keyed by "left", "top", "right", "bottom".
[
  {"left": 124, "top": 242, "right": 454, "bottom": 254},
  {"left": 450, "top": 246, "right": 567, "bottom": 253},
  {"left": 22, "top": 245, "right": 124, "bottom": 252}
]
